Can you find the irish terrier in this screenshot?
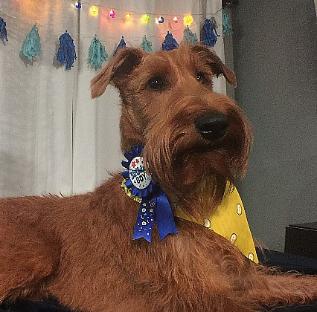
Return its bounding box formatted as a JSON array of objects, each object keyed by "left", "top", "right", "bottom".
[{"left": 0, "top": 44, "right": 316, "bottom": 312}]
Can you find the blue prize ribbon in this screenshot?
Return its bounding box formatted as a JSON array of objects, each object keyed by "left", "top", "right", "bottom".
[{"left": 122, "top": 145, "right": 177, "bottom": 242}]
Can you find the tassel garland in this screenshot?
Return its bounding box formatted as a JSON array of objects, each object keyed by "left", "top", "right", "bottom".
[
  {"left": 56, "top": 31, "right": 77, "bottom": 70},
  {"left": 162, "top": 31, "right": 179, "bottom": 51},
  {"left": 20, "top": 25, "right": 41, "bottom": 62},
  {"left": 0, "top": 11, "right": 231, "bottom": 68},
  {"left": 140, "top": 35, "right": 152, "bottom": 52},
  {"left": 88, "top": 35, "right": 108, "bottom": 70},
  {"left": 0, "top": 17, "right": 8, "bottom": 45}
]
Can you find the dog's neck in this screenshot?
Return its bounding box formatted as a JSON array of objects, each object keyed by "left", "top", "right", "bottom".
[{"left": 170, "top": 175, "right": 227, "bottom": 223}]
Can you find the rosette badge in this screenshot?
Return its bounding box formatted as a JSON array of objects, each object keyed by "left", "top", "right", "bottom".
[
  {"left": 122, "top": 145, "right": 153, "bottom": 198},
  {"left": 121, "top": 145, "right": 177, "bottom": 242}
]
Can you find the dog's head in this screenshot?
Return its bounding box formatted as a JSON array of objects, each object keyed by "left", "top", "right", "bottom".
[{"left": 91, "top": 44, "right": 252, "bottom": 217}]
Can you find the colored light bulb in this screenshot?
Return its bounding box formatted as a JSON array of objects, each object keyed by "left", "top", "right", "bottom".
[
  {"left": 89, "top": 5, "right": 99, "bottom": 17},
  {"left": 183, "top": 15, "right": 193, "bottom": 26},
  {"left": 158, "top": 16, "right": 164, "bottom": 23},
  {"left": 109, "top": 9, "right": 116, "bottom": 18},
  {"left": 74, "top": 2, "right": 81, "bottom": 9},
  {"left": 125, "top": 13, "right": 132, "bottom": 21},
  {"left": 140, "top": 14, "right": 150, "bottom": 24}
]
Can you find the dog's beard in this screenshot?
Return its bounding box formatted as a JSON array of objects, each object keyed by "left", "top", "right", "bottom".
[{"left": 143, "top": 110, "right": 252, "bottom": 219}]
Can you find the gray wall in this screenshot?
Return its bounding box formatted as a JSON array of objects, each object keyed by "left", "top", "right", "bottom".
[{"left": 232, "top": 0, "right": 317, "bottom": 251}]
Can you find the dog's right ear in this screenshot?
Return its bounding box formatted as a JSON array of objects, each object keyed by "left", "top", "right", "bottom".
[{"left": 91, "top": 48, "right": 145, "bottom": 99}]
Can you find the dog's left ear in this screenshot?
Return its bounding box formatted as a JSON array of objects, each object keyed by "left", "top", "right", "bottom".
[
  {"left": 191, "top": 45, "right": 237, "bottom": 87},
  {"left": 91, "top": 48, "right": 145, "bottom": 98}
]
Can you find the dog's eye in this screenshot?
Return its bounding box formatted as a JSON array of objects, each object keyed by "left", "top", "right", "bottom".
[
  {"left": 196, "top": 72, "right": 208, "bottom": 83},
  {"left": 147, "top": 76, "right": 165, "bottom": 90}
]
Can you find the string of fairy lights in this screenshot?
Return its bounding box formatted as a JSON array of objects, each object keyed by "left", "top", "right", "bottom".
[{"left": 71, "top": 1, "right": 224, "bottom": 27}]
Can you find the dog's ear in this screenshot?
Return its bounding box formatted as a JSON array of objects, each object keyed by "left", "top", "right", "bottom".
[
  {"left": 191, "top": 45, "right": 237, "bottom": 87},
  {"left": 91, "top": 48, "right": 145, "bottom": 98}
]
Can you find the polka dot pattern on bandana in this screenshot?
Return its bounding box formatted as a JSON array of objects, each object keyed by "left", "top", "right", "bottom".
[{"left": 174, "top": 183, "right": 259, "bottom": 263}]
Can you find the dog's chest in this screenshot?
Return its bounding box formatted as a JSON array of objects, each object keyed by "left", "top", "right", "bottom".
[{"left": 174, "top": 186, "right": 259, "bottom": 263}]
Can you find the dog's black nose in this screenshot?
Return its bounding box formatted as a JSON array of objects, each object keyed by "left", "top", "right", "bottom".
[{"left": 195, "top": 112, "right": 228, "bottom": 141}]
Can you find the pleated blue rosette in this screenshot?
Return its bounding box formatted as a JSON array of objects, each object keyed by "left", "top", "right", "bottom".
[
  {"left": 0, "top": 17, "right": 8, "bottom": 45},
  {"left": 141, "top": 35, "right": 152, "bottom": 52},
  {"left": 183, "top": 26, "right": 198, "bottom": 45},
  {"left": 56, "top": 31, "right": 77, "bottom": 70},
  {"left": 162, "top": 31, "right": 179, "bottom": 51},
  {"left": 20, "top": 25, "right": 41, "bottom": 62},
  {"left": 113, "top": 36, "right": 126, "bottom": 55},
  {"left": 88, "top": 35, "right": 108, "bottom": 71},
  {"left": 122, "top": 145, "right": 177, "bottom": 242},
  {"left": 201, "top": 18, "right": 219, "bottom": 47}
]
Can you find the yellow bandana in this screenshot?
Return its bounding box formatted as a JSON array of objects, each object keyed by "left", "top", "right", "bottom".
[
  {"left": 174, "top": 185, "right": 258, "bottom": 263},
  {"left": 122, "top": 180, "right": 258, "bottom": 263}
]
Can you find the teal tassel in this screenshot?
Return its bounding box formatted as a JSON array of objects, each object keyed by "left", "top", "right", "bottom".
[
  {"left": 223, "top": 8, "right": 233, "bottom": 36},
  {"left": 88, "top": 35, "right": 108, "bottom": 71},
  {"left": 183, "top": 26, "right": 198, "bottom": 45},
  {"left": 20, "top": 25, "right": 41, "bottom": 62},
  {"left": 140, "top": 35, "right": 152, "bottom": 52}
]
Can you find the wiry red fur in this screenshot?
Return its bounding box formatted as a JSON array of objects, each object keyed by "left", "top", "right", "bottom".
[{"left": 0, "top": 44, "right": 316, "bottom": 312}]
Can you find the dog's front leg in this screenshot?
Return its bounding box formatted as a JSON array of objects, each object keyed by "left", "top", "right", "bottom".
[
  {"left": 243, "top": 265, "right": 317, "bottom": 309},
  {"left": 0, "top": 221, "right": 60, "bottom": 301}
]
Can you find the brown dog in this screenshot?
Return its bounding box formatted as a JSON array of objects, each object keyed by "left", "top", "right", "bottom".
[{"left": 0, "top": 44, "right": 316, "bottom": 312}]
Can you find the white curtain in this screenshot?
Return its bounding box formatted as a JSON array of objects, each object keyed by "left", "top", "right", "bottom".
[
  {"left": 0, "top": 0, "right": 77, "bottom": 196},
  {"left": 0, "top": 0, "right": 225, "bottom": 197}
]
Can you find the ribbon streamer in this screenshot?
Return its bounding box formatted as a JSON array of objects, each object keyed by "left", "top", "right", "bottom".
[{"left": 155, "top": 191, "right": 178, "bottom": 239}]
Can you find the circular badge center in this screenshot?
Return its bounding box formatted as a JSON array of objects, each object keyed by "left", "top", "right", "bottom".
[{"left": 128, "top": 156, "right": 151, "bottom": 190}]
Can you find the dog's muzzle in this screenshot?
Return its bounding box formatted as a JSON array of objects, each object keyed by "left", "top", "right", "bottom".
[{"left": 195, "top": 112, "right": 228, "bottom": 141}]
